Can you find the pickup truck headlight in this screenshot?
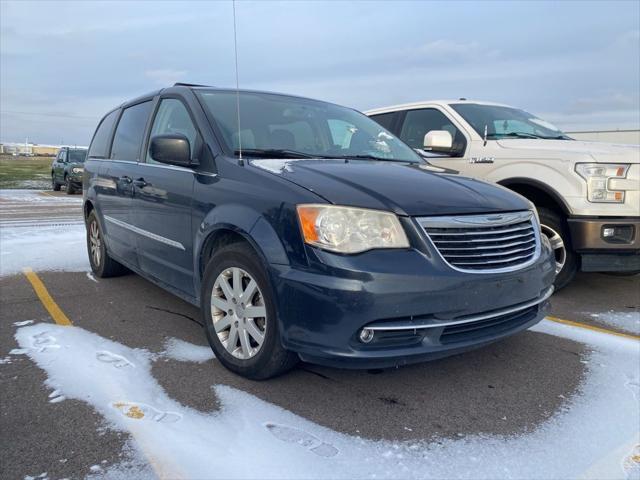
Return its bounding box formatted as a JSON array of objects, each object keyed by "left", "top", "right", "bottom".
[
  {"left": 72, "top": 167, "right": 83, "bottom": 174},
  {"left": 575, "top": 163, "right": 630, "bottom": 203},
  {"left": 297, "top": 204, "right": 409, "bottom": 253}
]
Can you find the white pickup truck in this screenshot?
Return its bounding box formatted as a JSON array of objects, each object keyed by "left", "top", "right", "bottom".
[{"left": 366, "top": 100, "right": 640, "bottom": 288}]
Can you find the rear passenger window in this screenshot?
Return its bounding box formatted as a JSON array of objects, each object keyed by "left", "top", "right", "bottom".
[
  {"left": 88, "top": 110, "right": 118, "bottom": 158},
  {"left": 146, "top": 99, "right": 197, "bottom": 164},
  {"left": 111, "top": 101, "right": 153, "bottom": 162}
]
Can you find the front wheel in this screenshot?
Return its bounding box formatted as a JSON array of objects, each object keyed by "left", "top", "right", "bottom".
[
  {"left": 201, "top": 242, "right": 298, "bottom": 380},
  {"left": 538, "top": 207, "right": 577, "bottom": 290},
  {"left": 65, "top": 176, "right": 75, "bottom": 194}
]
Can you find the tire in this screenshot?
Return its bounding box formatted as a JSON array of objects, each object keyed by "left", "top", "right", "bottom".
[
  {"left": 201, "top": 242, "right": 298, "bottom": 380},
  {"left": 538, "top": 207, "right": 578, "bottom": 290},
  {"left": 52, "top": 174, "right": 61, "bottom": 191},
  {"left": 65, "top": 175, "right": 75, "bottom": 194},
  {"left": 86, "top": 211, "right": 128, "bottom": 278}
]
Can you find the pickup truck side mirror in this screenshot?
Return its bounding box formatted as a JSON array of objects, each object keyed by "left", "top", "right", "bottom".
[
  {"left": 150, "top": 134, "right": 193, "bottom": 167},
  {"left": 423, "top": 130, "right": 453, "bottom": 153}
]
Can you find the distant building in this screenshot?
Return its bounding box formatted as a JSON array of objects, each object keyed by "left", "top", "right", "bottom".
[
  {"left": 0, "top": 142, "right": 87, "bottom": 156},
  {"left": 566, "top": 129, "right": 640, "bottom": 145}
]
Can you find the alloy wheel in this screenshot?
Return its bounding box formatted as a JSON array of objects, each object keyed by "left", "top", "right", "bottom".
[
  {"left": 210, "top": 267, "right": 267, "bottom": 360},
  {"left": 89, "top": 220, "right": 102, "bottom": 267},
  {"left": 541, "top": 223, "right": 566, "bottom": 274}
]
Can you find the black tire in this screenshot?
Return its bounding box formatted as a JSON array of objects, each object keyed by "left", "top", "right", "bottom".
[
  {"left": 538, "top": 207, "right": 578, "bottom": 290},
  {"left": 86, "top": 211, "right": 128, "bottom": 278},
  {"left": 65, "top": 175, "right": 75, "bottom": 195},
  {"left": 52, "top": 174, "right": 61, "bottom": 191},
  {"left": 201, "top": 242, "right": 298, "bottom": 380}
]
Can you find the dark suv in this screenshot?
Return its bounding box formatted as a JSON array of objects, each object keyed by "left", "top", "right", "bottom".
[
  {"left": 84, "top": 84, "right": 556, "bottom": 379},
  {"left": 52, "top": 147, "right": 88, "bottom": 194}
]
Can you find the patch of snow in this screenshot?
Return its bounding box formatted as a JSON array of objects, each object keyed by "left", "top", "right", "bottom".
[
  {"left": 590, "top": 311, "right": 640, "bottom": 335},
  {"left": 161, "top": 337, "right": 215, "bottom": 363},
  {"left": 14, "top": 320, "right": 640, "bottom": 479},
  {"left": 0, "top": 356, "right": 12, "bottom": 364},
  {"left": 250, "top": 159, "right": 304, "bottom": 174},
  {"left": 0, "top": 223, "right": 88, "bottom": 276},
  {"left": 86, "top": 271, "right": 99, "bottom": 283},
  {"left": 10, "top": 348, "right": 27, "bottom": 355},
  {"left": 13, "top": 320, "right": 34, "bottom": 327},
  {"left": 0, "top": 189, "right": 81, "bottom": 204}
]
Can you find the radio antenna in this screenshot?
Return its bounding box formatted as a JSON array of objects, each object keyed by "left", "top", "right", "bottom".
[{"left": 232, "top": 0, "right": 244, "bottom": 166}]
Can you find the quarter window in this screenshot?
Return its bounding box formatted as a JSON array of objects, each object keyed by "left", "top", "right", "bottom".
[
  {"left": 88, "top": 110, "right": 118, "bottom": 159},
  {"left": 399, "top": 109, "right": 461, "bottom": 148},
  {"left": 369, "top": 112, "right": 396, "bottom": 131},
  {"left": 146, "top": 99, "right": 197, "bottom": 164},
  {"left": 110, "top": 101, "right": 153, "bottom": 162}
]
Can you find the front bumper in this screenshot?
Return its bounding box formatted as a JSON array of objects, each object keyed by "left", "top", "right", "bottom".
[
  {"left": 270, "top": 242, "right": 556, "bottom": 369},
  {"left": 568, "top": 217, "right": 640, "bottom": 272}
]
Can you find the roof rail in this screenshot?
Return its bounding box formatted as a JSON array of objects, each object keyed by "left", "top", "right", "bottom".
[{"left": 173, "top": 82, "right": 213, "bottom": 88}]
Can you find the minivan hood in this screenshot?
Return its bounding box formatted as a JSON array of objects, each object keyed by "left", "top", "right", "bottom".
[
  {"left": 251, "top": 159, "right": 529, "bottom": 216},
  {"left": 496, "top": 139, "right": 640, "bottom": 163}
]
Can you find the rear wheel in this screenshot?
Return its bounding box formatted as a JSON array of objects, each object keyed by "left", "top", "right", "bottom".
[
  {"left": 86, "top": 211, "right": 128, "bottom": 277},
  {"left": 52, "top": 174, "right": 61, "bottom": 191},
  {"left": 538, "top": 207, "right": 577, "bottom": 290},
  {"left": 201, "top": 242, "right": 298, "bottom": 379}
]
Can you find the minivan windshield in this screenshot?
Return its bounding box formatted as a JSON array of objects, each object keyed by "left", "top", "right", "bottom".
[
  {"left": 197, "top": 90, "right": 422, "bottom": 162},
  {"left": 68, "top": 149, "right": 88, "bottom": 163},
  {"left": 450, "top": 103, "right": 572, "bottom": 140}
]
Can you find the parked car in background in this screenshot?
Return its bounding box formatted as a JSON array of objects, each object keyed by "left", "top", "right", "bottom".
[
  {"left": 84, "top": 85, "right": 555, "bottom": 379},
  {"left": 52, "top": 147, "right": 88, "bottom": 194},
  {"left": 367, "top": 100, "right": 640, "bottom": 288}
]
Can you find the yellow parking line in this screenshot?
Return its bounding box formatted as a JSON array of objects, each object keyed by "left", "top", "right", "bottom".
[
  {"left": 546, "top": 315, "right": 640, "bottom": 341},
  {"left": 23, "top": 268, "right": 72, "bottom": 326}
]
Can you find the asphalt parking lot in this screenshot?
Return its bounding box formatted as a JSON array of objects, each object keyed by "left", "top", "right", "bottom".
[{"left": 1, "top": 191, "right": 639, "bottom": 480}]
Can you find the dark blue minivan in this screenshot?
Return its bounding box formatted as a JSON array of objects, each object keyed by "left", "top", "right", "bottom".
[{"left": 84, "top": 84, "right": 556, "bottom": 379}]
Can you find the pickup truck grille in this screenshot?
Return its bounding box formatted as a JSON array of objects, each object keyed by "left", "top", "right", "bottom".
[{"left": 417, "top": 211, "right": 540, "bottom": 273}]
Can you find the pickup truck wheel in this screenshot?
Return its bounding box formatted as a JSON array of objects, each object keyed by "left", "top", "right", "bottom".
[
  {"left": 52, "top": 174, "right": 61, "bottom": 191},
  {"left": 65, "top": 175, "right": 75, "bottom": 195},
  {"left": 86, "top": 211, "right": 128, "bottom": 277},
  {"left": 201, "top": 242, "right": 298, "bottom": 380},
  {"left": 538, "top": 207, "right": 577, "bottom": 289}
]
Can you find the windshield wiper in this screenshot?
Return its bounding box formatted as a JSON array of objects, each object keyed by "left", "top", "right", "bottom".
[
  {"left": 235, "top": 149, "right": 325, "bottom": 159},
  {"left": 486, "top": 132, "right": 543, "bottom": 139},
  {"left": 339, "top": 154, "right": 414, "bottom": 163}
]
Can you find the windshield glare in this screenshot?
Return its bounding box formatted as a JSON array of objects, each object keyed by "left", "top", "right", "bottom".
[
  {"left": 450, "top": 103, "right": 571, "bottom": 140},
  {"left": 197, "top": 91, "right": 422, "bottom": 162},
  {"left": 68, "top": 149, "right": 87, "bottom": 163}
]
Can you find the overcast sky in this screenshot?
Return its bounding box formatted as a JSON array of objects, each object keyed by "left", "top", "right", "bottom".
[{"left": 1, "top": 0, "right": 639, "bottom": 145}]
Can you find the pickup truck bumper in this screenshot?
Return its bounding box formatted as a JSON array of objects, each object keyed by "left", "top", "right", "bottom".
[{"left": 567, "top": 217, "right": 640, "bottom": 272}]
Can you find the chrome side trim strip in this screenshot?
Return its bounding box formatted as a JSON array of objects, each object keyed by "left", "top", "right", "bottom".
[
  {"left": 366, "top": 286, "right": 554, "bottom": 331},
  {"left": 104, "top": 215, "right": 186, "bottom": 251}
]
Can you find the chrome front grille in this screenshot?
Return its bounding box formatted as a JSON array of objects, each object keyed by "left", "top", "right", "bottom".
[{"left": 417, "top": 211, "right": 540, "bottom": 273}]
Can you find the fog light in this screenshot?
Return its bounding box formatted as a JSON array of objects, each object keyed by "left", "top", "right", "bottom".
[
  {"left": 602, "top": 227, "right": 615, "bottom": 238},
  {"left": 359, "top": 328, "right": 375, "bottom": 343},
  {"left": 601, "top": 225, "right": 634, "bottom": 244}
]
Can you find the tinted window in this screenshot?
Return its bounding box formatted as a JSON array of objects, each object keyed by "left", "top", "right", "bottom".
[
  {"left": 146, "top": 99, "right": 198, "bottom": 164},
  {"left": 111, "top": 101, "right": 153, "bottom": 162},
  {"left": 88, "top": 110, "right": 118, "bottom": 158},
  {"left": 399, "top": 109, "right": 461, "bottom": 149},
  {"left": 369, "top": 112, "right": 396, "bottom": 131}
]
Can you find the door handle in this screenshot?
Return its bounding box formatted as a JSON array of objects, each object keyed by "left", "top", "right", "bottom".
[
  {"left": 133, "top": 178, "right": 148, "bottom": 188},
  {"left": 119, "top": 175, "right": 132, "bottom": 184}
]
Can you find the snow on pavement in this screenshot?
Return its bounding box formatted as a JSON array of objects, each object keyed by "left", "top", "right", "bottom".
[
  {"left": 0, "top": 222, "right": 89, "bottom": 276},
  {"left": 161, "top": 337, "right": 215, "bottom": 363},
  {"left": 589, "top": 311, "right": 640, "bottom": 335},
  {"left": 13, "top": 321, "right": 640, "bottom": 480}
]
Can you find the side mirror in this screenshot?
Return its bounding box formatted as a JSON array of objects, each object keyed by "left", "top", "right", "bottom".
[
  {"left": 150, "top": 134, "right": 192, "bottom": 167},
  {"left": 423, "top": 130, "right": 453, "bottom": 153}
]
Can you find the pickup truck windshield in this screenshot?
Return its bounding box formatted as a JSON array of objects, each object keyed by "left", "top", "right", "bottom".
[
  {"left": 451, "top": 103, "right": 572, "bottom": 140},
  {"left": 68, "top": 149, "right": 87, "bottom": 163},
  {"left": 197, "top": 90, "right": 422, "bottom": 163}
]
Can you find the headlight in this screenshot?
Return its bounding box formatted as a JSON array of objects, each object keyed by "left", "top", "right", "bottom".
[
  {"left": 72, "top": 167, "right": 83, "bottom": 174},
  {"left": 575, "top": 163, "right": 630, "bottom": 203},
  {"left": 296, "top": 204, "right": 410, "bottom": 254}
]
